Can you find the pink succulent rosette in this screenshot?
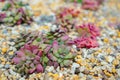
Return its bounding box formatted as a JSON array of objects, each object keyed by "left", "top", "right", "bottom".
[
  {"left": 74, "top": 36, "right": 99, "bottom": 48},
  {"left": 0, "top": 13, "right": 6, "bottom": 22},
  {"left": 12, "top": 44, "right": 44, "bottom": 73},
  {"left": 0, "top": 0, "right": 4, "bottom": 2},
  {"left": 76, "top": 23, "right": 100, "bottom": 37},
  {"left": 82, "top": 0, "right": 104, "bottom": 10},
  {"left": 75, "top": 23, "right": 100, "bottom": 48},
  {"left": 57, "top": 7, "right": 80, "bottom": 18}
]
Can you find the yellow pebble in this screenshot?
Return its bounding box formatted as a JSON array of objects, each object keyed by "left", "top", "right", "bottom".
[
  {"left": 76, "top": 55, "right": 82, "bottom": 59},
  {"left": 6, "top": 62, "right": 10, "bottom": 65},
  {"left": 39, "top": 26, "right": 50, "bottom": 31},
  {"left": 90, "top": 58, "right": 96, "bottom": 63},
  {"left": 105, "top": 57, "right": 109, "bottom": 62},
  {"left": 104, "top": 71, "right": 112, "bottom": 77},
  {"left": 112, "top": 42, "right": 117, "bottom": 47},
  {"left": 106, "top": 48, "right": 112, "bottom": 54},
  {"left": 8, "top": 51, "right": 14, "bottom": 55},
  {"left": 93, "top": 52, "right": 99, "bottom": 55},
  {"left": 1, "top": 48, "right": 7, "bottom": 53},
  {"left": 76, "top": 59, "right": 82, "bottom": 65},
  {"left": 116, "top": 55, "right": 120, "bottom": 60},
  {"left": 1, "top": 62, "right": 5, "bottom": 65},
  {"left": 113, "top": 60, "right": 119, "bottom": 66},
  {"left": 0, "top": 74, "right": 7, "bottom": 80},
  {"left": 103, "top": 38, "right": 109, "bottom": 43},
  {"left": 97, "top": 49, "right": 102, "bottom": 53},
  {"left": 53, "top": 74, "right": 59, "bottom": 80},
  {"left": 36, "top": 73, "right": 41, "bottom": 78},
  {"left": 48, "top": 72, "right": 53, "bottom": 76},
  {"left": 117, "top": 31, "right": 120, "bottom": 38},
  {"left": 58, "top": 76, "right": 64, "bottom": 80},
  {"left": 0, "top": 57, "right": 5, "bottom": 62},
  {"left": 112, "top": 68, "right": 116, "bottom": 73},
  {"left": 72, "top": 75, "right": 79, "bottom": 80},
  {"left": 90, "top": 72, "right": 94, "bottom": 75}
]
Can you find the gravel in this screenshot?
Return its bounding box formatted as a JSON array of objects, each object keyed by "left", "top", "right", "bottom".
[{"left": 0, "top": 0, "right": 120, "bottom": 80}]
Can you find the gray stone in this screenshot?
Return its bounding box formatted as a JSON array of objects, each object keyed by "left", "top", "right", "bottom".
[
  {"left": 4, "top": 64, "right": 10, "bottom": 69},
  {"left": 0, "top": 64, "right": 4, "bottom": 68}
]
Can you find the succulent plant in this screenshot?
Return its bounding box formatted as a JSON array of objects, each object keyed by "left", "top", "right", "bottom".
[
  {"left": 0, "top": 0, "right": 5, "bottom": 2},
  {"left": 0, "top": 13, "right": 6, "bottom": 22},
  {"left": 74, "top": 36, "right": 99, "bottom": 48},
  {"left": 14, "top": 31, "right": 41, "bottom": 49},
  {"left": 12, "top": 29, "right": 77, "bottom": 74},
  {"left": 0, "top": 0, "right": 33, "bottom": 26},
  {"left": 12, "top": 44, "right": 44, "bottom": 74},
  {"left": 74, "top": 23, "right": 100, "bottom": 48},
  {"left": 82, "top": 0, "right": 104, "bottom": 10},
  {"left": 75, "top": 23, "right": 100, "bottom": 38},
  {"left": 56, "top": 7, "right": 80, "bottom": 32}
]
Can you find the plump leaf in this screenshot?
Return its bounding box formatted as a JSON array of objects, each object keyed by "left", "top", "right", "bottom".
[
  {"left": 53, "top": 52, "right": 60, "bottom": 58},
  {"left": 64, "top": 53, "right": 73, "bottom": 59},
  {"left": 36, "top": 64, "right": 43, "bottom": 72},
  {"left": 2, "top": 3, "right": 11, "bottom": 11},
  {"left": 36, "top": 38, "right": 41, "bottom": 42},
  {"left": 43, "top": 56, "right": 49, "bottom": 63},
  {"left": 58, "top": 58, "right": 63, "bottom": 63},
  {"left": 63, "top": 60, "right": 71, "bottom": 66},
  {"left": 77, "top": 0, "right": 82, "bottom": 3}
]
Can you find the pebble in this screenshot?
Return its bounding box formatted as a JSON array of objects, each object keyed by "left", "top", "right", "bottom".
[
  {"left": 106, "top": 56, "right": 114, "bottom": 63},
  {"left": 79, "top": 66, "right": 85, "bottom": 72},
  {"left": 19, "top": 78, "right": 25, "bottom": 80},
  {"left": 71, "top": 63, "right": 80, "bottom": 74},
  {"left": 0, "top": 64, "right": 4, "bottom": 68},
  {"left": 46, "top": 66, "right": 54, "bottom": 72},
  {"left": 4, "top": 64, "right": 10, "bottom": 69},
  {"left": 1, "top": 48, "right": 7, "bottom": 53},
  {"left": 9, "top": 69, "right": 17, "bottom": 76},
  {"left": 75, "top": 68, "right": 80, "bottom": 74}
]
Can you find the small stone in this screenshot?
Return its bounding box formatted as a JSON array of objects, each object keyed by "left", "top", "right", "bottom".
[
  {"left": 0, "top": 64, "right": 4, "bottom": 68},
  {"left": 116, "top": 69, "right": 120, "bottom": 76},
  {"left": 46, "top": 66, "right": 54, "bottom": 72},
  {"left": 113, "top": 59, "right": 119, "bottom": 66},
  {"left": 4, "top": 71, "right": 9, "bottom": 76},
  {"left": 83, "top": 69, "right": 90, "bottom": 74},
  {"left": 19, "top": 78, "right": 25, "bottom": 80},
  {"left": 75, "top": 68, "right": 80, "bottom": 74},
  {"left": 112, "top": 68, "right": 116, "bottom": 73},
  {"left": 71, "top": 63, "right": 80, "bottom": 74},
  {"left": 0, "top": 70, "right": 3, "bottom": 76},
  {"left": 103, "top": 38, "right": 109, "bottom": 43},
  {"left": 9, "top": 69, "right": 16, "bottom": 75},
  {"left": 8, "top": 51, "right": 14, "bottom": 55},
  {"left": 4, "top": 64, "right": 10, "bottom": 69},
  {"left": 72, "top": 75, "right": 79, "bottom": 80},
  {"left": 106, "top": 56, "right": 114, "bottom": 63},
  {"left": 9, "top": 42, "right": 15, "bottom": 46},
  {"left": 1, "top": 48, "right": 7, "bottom": 53},
  {"left": 80, "top": 66, "right": 85, "bottom": 72}
]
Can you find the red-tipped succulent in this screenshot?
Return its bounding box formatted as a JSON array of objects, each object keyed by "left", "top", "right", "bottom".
[
  {"left": 76, "top": 23, "right": 100, "bottom": 37},
  {"left": 82, "top": 0, "right": 104, "bottom": 10},
  {"left": 56, "top": 7, "right": 80, "bottom": 32},
  {"left": 0, "top": 0, "right": 33, "bottom": 26},
  {"left": 0, "top": 13, "right": 6, "bottom": 22},
  {"left": 74, "top": 36, "right": 99, "bottom": 48},
  {"left": 13, "top": 30, "right": 77, "bottom": 75},
  {"left": 12, "top": 44, "right": 44, "bottom": 74},
  {"left": 0, "top": 0, "right": 5, "bottom": 2},
  {"left": 74, "top": 23, "right": 100, "bottom": 48}
]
